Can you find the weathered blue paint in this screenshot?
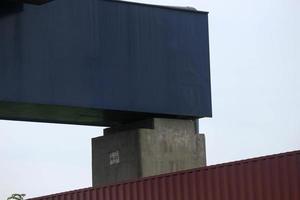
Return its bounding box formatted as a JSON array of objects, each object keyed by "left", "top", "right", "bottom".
[{"left": 0, "top": 0, "right": 211, "bottom": 126}]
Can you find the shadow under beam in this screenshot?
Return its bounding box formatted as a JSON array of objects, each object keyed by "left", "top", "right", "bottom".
[{"left": 0, "top": 1, "right": 23, "bottom": 18}]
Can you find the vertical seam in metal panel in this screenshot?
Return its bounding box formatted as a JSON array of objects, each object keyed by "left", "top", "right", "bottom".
[
  {"left": 138, "top": 181, "right": 144, "bottom": 200},
  {"left": 272, "top": 158, "right": 279, "bottom": 200},
  {"left": 165, "top": 176, "right": 170, "bottom": 200},
  {"left": 297, "top": 155, "right": 300, "bottom": 199},
  {"left": 113, "top": 185, "right": 117, "bottom": 200},
  {"left": 128, "top": 182, "right": 134, "bottom": 200},
  {"left": 89, "top": 189, "right": 92, "bottom": 200},
  {"left": 210, "top": 168, "right": 216, "bottom": 200},
  {"left": 254, "top": 161, "right": 263, "bottom": 200},
  {"left": 87, "top": 190, "right": 90, "bottom": 200},
  {"left": 133, "top": 182, "right": 138, "bottom": 200},
  {"left": 222, "top": 166, "right": 229, "bottom": 200},
  {"left": 145, "top": 179, "right": 151, "bottom": 200},
  {"left": 189, "top": 172, "right": 197, "bottom": 200},
  {"left": 288, "top": 155, "right": 297, "bottom": 200},
  {"left": 243, "top": 162, "right": 250, "bottom": 200},
  {"left": 156, "top": 177, "right": 161, "bottom": 200},
  {"left": 127, "top": 184, "right": 131, "bottom": 200},
  {"left": 154, "top": 177, "right": 159, "bottom": 200},
  {"left": 82, "top": 190, "right": 85, "bottom": 200},
  {"left": 128, "top": 183, "right": 131, "bottom": 200},
  {"left": 106, "top": 186, "right": 111, "bottom": 200},
  {"left": 217, "top": 167, "right": 223, "bottom": 200},
  {"left": 237, "top": 163, "right": 245, "bottom": 200},
  {"left": 91, "top": 188, "right": 96, "bottom": 200},
  {"left": 168, "top": 175, "right": 174, "bottom": 200},
  {"left": 248, "top": 161, "right": 255, "bottom": 200},
  {"left": 264, "top": 158, "right": 273, "bottom": 200},
  {"left": 211, "top": 168, "right": 221, "bottom": 200},
  {"left": 161, "top": 176, "right": 167, "bottom": 200},
  {"left": 274, "top": 157, "right": 281, "bottom": 200},
  {"left": 182, "top": 173, "right": 189, "bottom": 200},
  {"left": 231, "top": 164, "right": 239, "bottom": 200},
  {"left": 143, "top": 180, "right": 147, "bottom": 200},
  {"left": 99, "top": 188, "right": 104, "bottom": 200},
  {"left": 173, "top": 174, "right": 180, "bottom": 200},
  {"left": 120, "top": 184, "right": 125, "bottom": 200},
  {"left": 152, "top": 178, "right": 157, "bottom": 200},
  {"left": 282, "top": 156, "right": 291, "bottom": 200},
  {"left": 194, "top": 171, "right": 200, "bottom": 200},
  {"left": 198, "top": 170, "right": 205, "bottom": 200},
  {"left": 260, "top": 159, "right": 267, "bottom": 200},
  {"left": 267, "top": 158, "right": 273, "bottom": 200},
  {"left": 203, "top": 169, "right": 208, "bottom": 200},
  {"left": 76, "top": 191, "right": 79, "bottom": 200},
  {"left": 227, "top": 165, "right": 233, "bottom": 200},
  {"left": 82, "top": 191, "right": 85, "bottom": 200},
  {"left": 179, "top": 173, "right": 183, "bottom": 200}
]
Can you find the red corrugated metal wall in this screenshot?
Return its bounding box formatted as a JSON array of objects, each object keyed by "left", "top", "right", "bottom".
[{"left": 29, "top": 150, "right": 300, "bottom": 200}]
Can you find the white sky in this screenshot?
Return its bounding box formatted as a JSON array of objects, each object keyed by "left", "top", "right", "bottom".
[{"left": 1, "top": 0, "right": 300, "bottom": 199}]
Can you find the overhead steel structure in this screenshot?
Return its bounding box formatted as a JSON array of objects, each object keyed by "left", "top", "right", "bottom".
[{"left": 0, "top": 0, "right": 211, "bottom": 126}]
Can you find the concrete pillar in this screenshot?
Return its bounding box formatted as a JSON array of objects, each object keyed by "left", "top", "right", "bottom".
[{"left": 92, "top": 118, "right": 206, "bottom": 187}]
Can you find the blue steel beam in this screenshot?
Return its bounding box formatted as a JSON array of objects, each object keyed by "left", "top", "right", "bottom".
[
  {"left": 0, "top": 0, "right": 211, "bottom": 126},
  {"left": 4, "top": 0, "right": 53, "bottom": 5}
]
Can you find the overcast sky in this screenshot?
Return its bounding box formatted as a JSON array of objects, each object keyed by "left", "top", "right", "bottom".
[{"left": 1, "top": 0, "right": 300, "bottom": 199}]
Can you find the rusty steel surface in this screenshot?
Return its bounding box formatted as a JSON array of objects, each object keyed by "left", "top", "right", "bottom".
[{"left": 29, "top": 150, "right": 300, "bottom": 200}]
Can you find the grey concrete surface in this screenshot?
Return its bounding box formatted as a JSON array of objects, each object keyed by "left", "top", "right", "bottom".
[{"left": 92, "top": 118, "right": 206, "bottom": 186}]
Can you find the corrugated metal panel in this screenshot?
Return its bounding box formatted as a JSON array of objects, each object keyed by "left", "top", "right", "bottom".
[{"left": 29, "top": 150, "right": 300, "bottom": 200}]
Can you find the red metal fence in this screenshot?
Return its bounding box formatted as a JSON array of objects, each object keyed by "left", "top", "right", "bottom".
[{"left": 29, "top": 150, "right": 300, "bottom": 200}]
